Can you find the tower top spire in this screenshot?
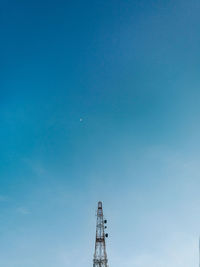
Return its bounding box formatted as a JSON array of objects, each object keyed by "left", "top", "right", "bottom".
[{"left": 98, "top": 201, "right": 102, "bottom": 209}]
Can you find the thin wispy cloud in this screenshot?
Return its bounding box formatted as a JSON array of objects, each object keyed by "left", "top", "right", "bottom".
[
  {"left": 16, "top": 207, "right": 31, "bottom": 215},
  {"left": 22, "top": 158, "right": 47, "bottom": 177},
  {"left": 0, "top": 195, "right": 9, "bottom": 202}
]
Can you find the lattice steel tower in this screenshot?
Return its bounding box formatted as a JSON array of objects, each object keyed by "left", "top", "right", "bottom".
[{"left": 93, "top": 201, "right": 109, "bottom": 267}]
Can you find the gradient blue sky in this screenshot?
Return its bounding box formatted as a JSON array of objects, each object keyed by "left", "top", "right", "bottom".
[{"left": 1, "top": 0, "right": 200, "bottom": 266}]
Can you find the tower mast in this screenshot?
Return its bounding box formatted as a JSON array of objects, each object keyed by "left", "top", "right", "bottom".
[{"left": 93, "top": 201, "right": 109, "bottom": 267}]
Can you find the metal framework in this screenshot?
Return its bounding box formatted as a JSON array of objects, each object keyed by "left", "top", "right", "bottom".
[{"left": 93, "top": 201, "right": 108, "bottom": 267}]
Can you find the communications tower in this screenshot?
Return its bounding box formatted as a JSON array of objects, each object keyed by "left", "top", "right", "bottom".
[{"left": 93, "top": 201, "right": 109, "bottom": 267}]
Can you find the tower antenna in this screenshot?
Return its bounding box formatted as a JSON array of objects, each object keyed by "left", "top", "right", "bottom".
[{"left": 93, "top": 201, "right": 109, "bottom": 267}]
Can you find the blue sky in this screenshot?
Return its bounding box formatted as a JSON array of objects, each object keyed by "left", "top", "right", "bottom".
[{"left": 1, "top": 0, "right": 200, "bottom": 266}]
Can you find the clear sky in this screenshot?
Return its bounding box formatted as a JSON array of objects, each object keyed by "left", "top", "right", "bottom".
[{"left": 1, "top": 0, "right": 200, "bottom": 266}]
